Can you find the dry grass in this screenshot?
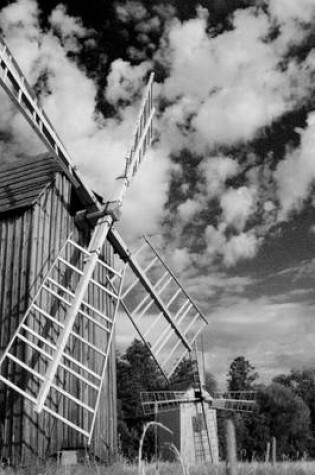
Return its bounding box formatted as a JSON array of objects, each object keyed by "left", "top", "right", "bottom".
[{"left": 0, "top": 461, "right": 315, "bottom": 475}]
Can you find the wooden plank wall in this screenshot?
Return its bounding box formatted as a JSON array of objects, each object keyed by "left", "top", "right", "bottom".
[
  {"left": 0, "top": 208, "right": 33, "bottom": 463},
  {"left": 0, "top": 172, "right": 117, "bottom": 464},
  {"left": 92, "top": 243, "right": 117, "bottom": 462}
]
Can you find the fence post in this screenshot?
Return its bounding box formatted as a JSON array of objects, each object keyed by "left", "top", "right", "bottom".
[
  {"left": 272, "top": 437, "right": 276, "bottom": 465},
  {"left": 265, "top": 441, "right": 270, "bottom": 463},
  {"left": 225, "top": 418, "right": 237, "bottom": 475}
]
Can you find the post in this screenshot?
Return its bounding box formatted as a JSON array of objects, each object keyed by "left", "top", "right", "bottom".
[
  {"left": 272, "top": 437, "right": 276, "bottom": 465},
  {"left": 155, "top": 401, "right": 158, "bottom": 471},
  {"left": 265, "top": 441, "right": 270, "bottom": 463},
  {"left": 225, "top": 418, "right": 237, "bottom": 475}
]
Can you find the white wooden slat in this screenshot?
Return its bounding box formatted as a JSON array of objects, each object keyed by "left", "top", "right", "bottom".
[
  {"left": 59, "top": 363, "right": 100, "bottom": 391},
  {"left": 42, "top": 406, "right": 90, "bottom": 438},
  {"left": 16, "top": 333, "right": 54, "bottom": 360},
  {"left": 69, "top": 330, "right": 107, "bottom": 357},
  {"left": 6, "top": 353, "right": 44, "bottom": 380},
  {"left": 62, "top": 353, "right": 102, "bottom": 381},
  {"left": 0, "top": 376, "right": 37, "bottom": 404},
  {"left": 20, "top": 324, "right": 58, "bottom": 350},
  {"left": 32, "top": 303, "right": 65, "bottom": 328},
  {"left": 50, "top": 383, "right": 95, "bottom": 413}
]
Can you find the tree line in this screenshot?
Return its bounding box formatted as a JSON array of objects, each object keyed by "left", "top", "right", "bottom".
[{"left": 116, "top": 339, "right": 315, "bottom": 460}]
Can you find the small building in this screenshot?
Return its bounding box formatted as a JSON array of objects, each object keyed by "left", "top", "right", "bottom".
[
  {"left": 0, "top": 154, "right": 117, "bottom": 464},
  {"left": 157, "top": 387, "right": 219, "bottom": 466}
]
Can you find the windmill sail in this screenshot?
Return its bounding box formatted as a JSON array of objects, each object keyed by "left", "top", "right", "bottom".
[
  {"left": 140, "top": 390, "right": 194, "bottom": 414},
  {"left": 0, "top": 237, "right": 125, "bottom": 441},
  {"left": 111, "top": 233, "right": 208, "bottom": 379},
  {"left": 211, "top": 391, "right": 256, "bottom": 412}
]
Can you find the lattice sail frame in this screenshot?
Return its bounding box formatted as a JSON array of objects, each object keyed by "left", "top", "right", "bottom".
[
  {"left": 0, "top": 237, "right": 125, "bottom": 441},
  {"left": 140, "top": 390, "right": 256, "bottom": 415},
  {"left": 119, "top": 235, "right": 208, "bottom": 379}
]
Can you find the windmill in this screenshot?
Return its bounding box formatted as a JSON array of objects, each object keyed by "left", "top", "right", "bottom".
[
  {"left": 0, "top": 35, "right": 207, "bottom": 458},
  {"left": 140, "top": 343, "right": 256, "bottom": 465}
]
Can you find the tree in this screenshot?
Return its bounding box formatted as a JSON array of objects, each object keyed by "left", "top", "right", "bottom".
[
  {"left": 273, "top": 367, "right": 315, "bottom": 455},
  {"left": 219, "top": 380, "right": 312, "bottom": 461},
  {"left": 218, "top": 356, "right": 258, "bottom": 460},
  {"left": 257, "top": 383, "right": 312, "bottom": 458},
  {"left": 205, "top": 370, "right": 218, "bottom": 394},
  {"left": 227, "top": 356, "right": 258, "bottom": 392},
  {"left": 116, "top": 339, "right": 166, "bottom": 459},
  {"left": 170, "top": 357, "right": 196, "bottom": 389},
  {"left": 170, "top": 356, "right": 218, "bottom": 394}
]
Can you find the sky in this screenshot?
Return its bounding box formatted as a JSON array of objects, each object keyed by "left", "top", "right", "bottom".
[{"left": 1, "top": 0, "right": 315, "bottom": 388}]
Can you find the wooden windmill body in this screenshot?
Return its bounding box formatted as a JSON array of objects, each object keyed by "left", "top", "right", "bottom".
[
  {"left": 0, "top": 155, "right": 117, "bottom": 463},
  {"left": 141, "top": 357, "right": 256, "bottom": 466},
  {"left": 156, "top": 387, "right": 219, "bottom": 465},
  {"left": 0, "top": 36, "right": 208, "bottom": 464}
]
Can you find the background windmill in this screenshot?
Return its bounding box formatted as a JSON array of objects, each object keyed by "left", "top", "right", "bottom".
[
  {"left": 0, "top": 35, "right": 207, "bottom": 463},
  {"left": 140, "top": 342, "right": 256, "bottom": 465}
]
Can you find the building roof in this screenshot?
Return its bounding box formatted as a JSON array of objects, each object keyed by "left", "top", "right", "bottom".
[{"left": 0, "top": 154, "right": 61, "bottom": 215}]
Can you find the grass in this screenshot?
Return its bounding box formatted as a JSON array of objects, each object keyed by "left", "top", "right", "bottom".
[{"left": 0, "top": 461, "right": 315, "bottom": 475}]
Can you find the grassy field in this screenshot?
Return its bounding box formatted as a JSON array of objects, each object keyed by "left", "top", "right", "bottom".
[{"left": 1, "top": 461, "right": 315, "bottom": 475}]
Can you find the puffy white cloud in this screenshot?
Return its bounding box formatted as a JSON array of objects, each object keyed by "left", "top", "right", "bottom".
[
  {"left": 199, "top": 155, "right": 240, "bottom": 197},
  {"left": 170, "top": 247, "right": 191, "bottom": 273},
  {"left": 105, "top": 59, "right": 151, "bottom": 105},
  {"left": 220, "top": 186, "right": 257, "bottom": 231},
  {"left": 0, "top": 0, "right": 43, "bottom": 81},
  {"left": 161, "top": 11, "right": 213, "bottom": 101},
  {"left": 205, "top": 225, "right": 260, "bottom": 267},
  {"left": 275, "top": 112, "right": 315, "bottom": 219},
  {"left": 49, "top": 4, "right": 88, "bottom": 47},
  {"left": 223, "top": 232, "right": 259, "bottom": 266},
  {"left": 205, "top": 224, "right": 227, "bottom": 259},
  {"left": 115, "top": 1, "right": 147, "bottom": 23},
  {"left": 269, "top": 0, "right": 315, "bottom": 25},
  {"left": 193, "top": 86, "right": 286, "bottom": 149},
  {"left": 177, "top": 198, "right": 202, "bottom": 221},
  {"left": 118, "top": 146, "right": 171, "bottom": 239},
  {"left": 158, "top": 5, "right": 315, "bottom": 154}
]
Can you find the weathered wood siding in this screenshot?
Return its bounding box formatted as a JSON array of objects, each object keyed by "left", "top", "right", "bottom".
[{"left": 0, "top": 171, "right": 117, "bottom": 464}]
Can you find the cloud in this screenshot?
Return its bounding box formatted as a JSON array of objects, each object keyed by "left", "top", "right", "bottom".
[
  {"left": 204, "top": 225, "right": 227, "bottom": 260},
  {"left": 223, "top": 232, "right": 260, "bottom": 266},
  {"left": 117, "top": 146, "right": 172, "bottom": 239},
  {"left": 198, "top": 155, "right": 240, "bottom": 198},
  {"left": 220, "top": 186, "right": 257, "bottom": 231},
  {"left": 158, "top": 5, "right": 315, "bottom": 155},
  {"left": 169, "top": 247, "right": 191, "bottom": 273},
  {"left": 177, "top": 198, "right": 202, "bottom": 221},
  {"left": 204, "top": 225, "right": 260, "bottom": 267},
  {"left": 115, "top": 1, "right": 147, "bottom": 23},
  {"left": 151, "top": 1, "right": 315, "bottom": 267},
  {"left": 105, "top": 58, "right": 151, "bottom": 105},
  {"left": 275, "top": 112, "right": 315, "bottom": 219},
  {"left": 269, "top": 0, "right": 315, "bottom": 25},
  {"left": 183, "top": 270, "right": 254, "bottom": 305}
]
